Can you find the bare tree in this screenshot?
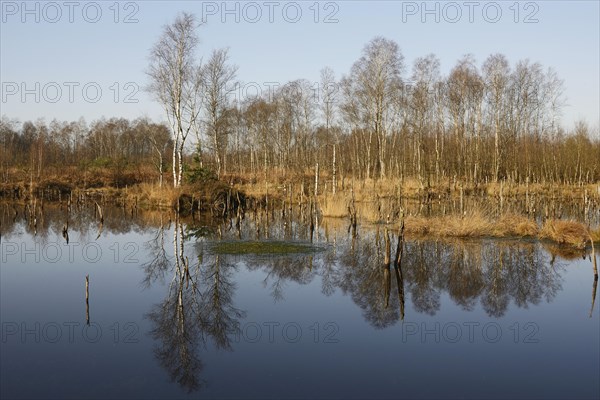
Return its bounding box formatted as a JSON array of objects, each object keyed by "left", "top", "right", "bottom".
[
  {"left": 138, "top": 118, "right": 172, "bottom": 188},
  {"left": 341, "top": 37, "right": 404, "bottom": 179},
  {"left": 203, "top": 48, "right": 238, "bottom": 178},
  {"left": 147, "top": 12, "right": 204, "bottom": 187},
  {"left": 320, "top": 67, "right": 338, "bottom": 193},
  {"left": 409, "top": 54, "right": 441, "bottom": 184},
  {"left": 447, "top": 55, "right": 484, "bottom": 181},
  {"left": 483, "top": 54, "right": 510, "bottom": 182},
  {"left": 291, "top": 79, "right": 317, "bottom": 171}
]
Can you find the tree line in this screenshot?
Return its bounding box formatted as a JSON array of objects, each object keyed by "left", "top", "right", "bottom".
[
  {"left": 0, "top": 116, "right": 172, "bottom": 187},
  {"left": 145, "top": 12, "right": 599, "bottom": 188},
  {"left": 2, "top": 12, "right": 599, "bottom": 190}
]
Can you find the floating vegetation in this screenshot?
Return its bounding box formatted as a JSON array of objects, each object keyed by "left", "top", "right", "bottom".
[{"left": 208, "top": 240, "right": 325, "bottom": 255}]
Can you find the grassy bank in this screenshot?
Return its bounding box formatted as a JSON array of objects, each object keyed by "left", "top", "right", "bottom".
[{"left": 396, "top": 212, "right": 600, "bottom": 249}]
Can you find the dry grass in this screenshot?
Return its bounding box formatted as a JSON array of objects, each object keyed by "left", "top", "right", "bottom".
[
  {"left": 318, "top": 188, "right": 597, "bottom": 248},
  {"left": 319, "top": 194, "right": 350, "bottom": 218},
  {"left": 351, "top": 178, "right": 420, "bottom": 201},
  {"left": 399, "top": 213, "right": 597, "bottom": 247},
  {"left": 590, "top": 227, "right": 600, "bottom": 243},
  {"left": 404, "top": 212, "right": 494, "bottom": 237},
  {"left": 494, "top": 213, "right": 539, "bottom": 237},
  {"left": 70, "top": 183, "right": 181, "bottom": 209},
  {"left": 359, "top": 204, "right": 384, "bottom": 224},
  {"left": 540, "top": 219, "right": 591, "bottom": 249},
  {"left": 237, "top": 181, "right": 282, "bottom": 201},
  {"left": 124, "top": 183, "right": 181, "bottom": 208},
  {"left": 403, "top": 212, "right": 537, "bottom": 239}
]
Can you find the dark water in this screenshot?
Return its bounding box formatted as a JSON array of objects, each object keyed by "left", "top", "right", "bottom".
[{"left": 1, "top": 203, "right": 598, "bottom": 399}]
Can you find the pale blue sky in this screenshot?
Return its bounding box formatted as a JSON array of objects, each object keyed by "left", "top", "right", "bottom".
[{"left": 1, "top": 0, "right": 598, "bottom": 130}]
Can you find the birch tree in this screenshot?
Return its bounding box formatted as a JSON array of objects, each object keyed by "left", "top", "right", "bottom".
[
  {"left": 320, "top": 67, "right": 338, "bottom": 193},
  {"left": 341, "top": 37, "right": 403, "bottom": 179},
  {"left": 147, "top": 12, "right": 204, "bottom": 187},
  {"left": 409, "top": 54, "right": 440, "bottom": 183},
  {"left": 203, "top": 48, "right": 237, "bottom": 178},
  {"left": 483, "top": 54, "right": 510, "bottom": 182}
]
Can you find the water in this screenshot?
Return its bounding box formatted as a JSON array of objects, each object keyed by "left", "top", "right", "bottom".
[{"left": 1, "top": 203, "right": 598, "bottom": 399}]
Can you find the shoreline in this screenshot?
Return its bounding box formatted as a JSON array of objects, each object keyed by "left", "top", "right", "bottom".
[{"left": 1, "top": 178, "right": 599, "bottom": 250}]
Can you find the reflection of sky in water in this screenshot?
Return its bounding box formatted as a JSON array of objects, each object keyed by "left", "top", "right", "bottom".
[{"left": 1, "top": 206, "right": 598, "bottom": 399}]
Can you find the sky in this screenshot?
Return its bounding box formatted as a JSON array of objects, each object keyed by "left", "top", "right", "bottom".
[{"left": 1, "top": 0, "right": 599, "bottom": 131}]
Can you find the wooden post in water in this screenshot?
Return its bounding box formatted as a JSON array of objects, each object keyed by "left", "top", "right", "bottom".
[
  {"left": 500, "top": 180, "right": 504, "bottom": 215},
  {"left": 264, "top": 202, "right": 269, "bottom": 240},
  {"left": 591, "top": 272, "right": 598, "bottom": 319},
  {"left": 383, "top": 228, "right": 391, "bottom": 309},
  {"left": 85, "top": 275, "right": 90, "bottom": 325},
  {"left": 332, "top": 145, "right": 336, "bottom": 195},
  {"left": 384, "top": 228, "right": 391, "bottom": 265},
  {"left": 459, "top": 183, "right": 464, "bottom": 217},
  {"left": 309, "top": 198, "right": 315, "bottom": 243},
  {"left": 526, "top": 177, "right": 530, "bottom": 215},
  {"left": 592, "top": 238, "right": 598, "bottom": 277},
  {"left": 62, "top": 220, "right": 69, "bottom": 244},
  {"left": 348, "top": 187, "right": 357, "bottom": 237},
  {"left": 394, "top": 211, "right": 406, "bottom": 320},
  {"left": 264, "top": 179, "right": 269, "bottom": 213},
  {"left": 255, "top": 209, "right": 260, "bottom": 240},
  {"left": 288, "top": 183, "right": 293, "bottom": 214},
  {"left": 236, "top": 194, "right": 242, "bottom": 239},
  {"left": 95, "top": 201, "right": 104, "bottom": 240},
  {"left": 394, "top": 211, "right": 405, "bottom": 269},
  {"left": 314, "top": 162, "right": 319, "bottom": 197},
  {"left": 584, "top": 189, "right": 589, "bottom": 225},
  {"left": 590, "top": 234, "right": 598, "bottom": 318},
  {"left": 94, "top": 201, "right": 104, "bottom": 224}
]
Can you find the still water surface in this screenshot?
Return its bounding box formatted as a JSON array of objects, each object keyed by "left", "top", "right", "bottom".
[{"left": 1, "top": 204, "right": 598, "bottom": 399}]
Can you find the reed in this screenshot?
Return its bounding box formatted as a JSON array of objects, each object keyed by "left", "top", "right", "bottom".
[{"left": 320, "top": 193, "right": 350, "bottom": 218}]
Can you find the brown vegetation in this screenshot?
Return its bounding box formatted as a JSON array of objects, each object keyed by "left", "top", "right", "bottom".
[
  {"left": 398, "top": 214, "right": 596, "bottom": 248},
  {"left": 319, "top": 194, "right": 598, "bottom": 248},
  {"left": 401, "top": 212, "right": 538, "bottom": 239},
  {"left": 540, "top": 219, "right": 591, "bottom": 249}
]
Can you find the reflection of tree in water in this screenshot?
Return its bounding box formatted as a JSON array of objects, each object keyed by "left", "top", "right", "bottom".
[
  {"left": 336, "top": 229, "right": 402, "bottom": 329},
  {"left": 147, "top": 267, "right": 205, "bottom": 392},
  {"left": 4, "top": 203, "right": 571, "bottom": 326},
  {"left": 403, "top": 241, "right": 442, "bottom": 316},
  {"left": 198, "top": 254, "right": 245, "bottom": 350},
  {"left": 444, "top": 242, "right": 485, "bottom": 311},
  {"left": 320, "top": 245, "right": 338, "bottom": 297},
  {"left": 329, "top": 233, "right": 565, "bottom": 322},
  {"left": 145, "top": 215, "right": 245, "bottom": 393},
  {"left": 480, "top": 243, "right": 511, "bottom": 317},
  {"left": 3, "top": 203, "right": 577, "bottom": 379},
  {"left": 406, "top": 239, "right": 563, "bottom": 318},
  {"left": 502, "top": 243, "right": 563, "bottom": 309},
  {"left": 0, "top": 202, "right": 184, "bottom": 245},
  {"left": 141, "top": 215, "right": 170, "bottom": 288},
  {"left": 245, "top": 255, "right": 317, "bottom": 302}
]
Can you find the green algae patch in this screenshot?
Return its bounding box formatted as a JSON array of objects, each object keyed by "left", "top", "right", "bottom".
[{"left": 209, "top": 240, "right": 324, "bottom": 255}]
